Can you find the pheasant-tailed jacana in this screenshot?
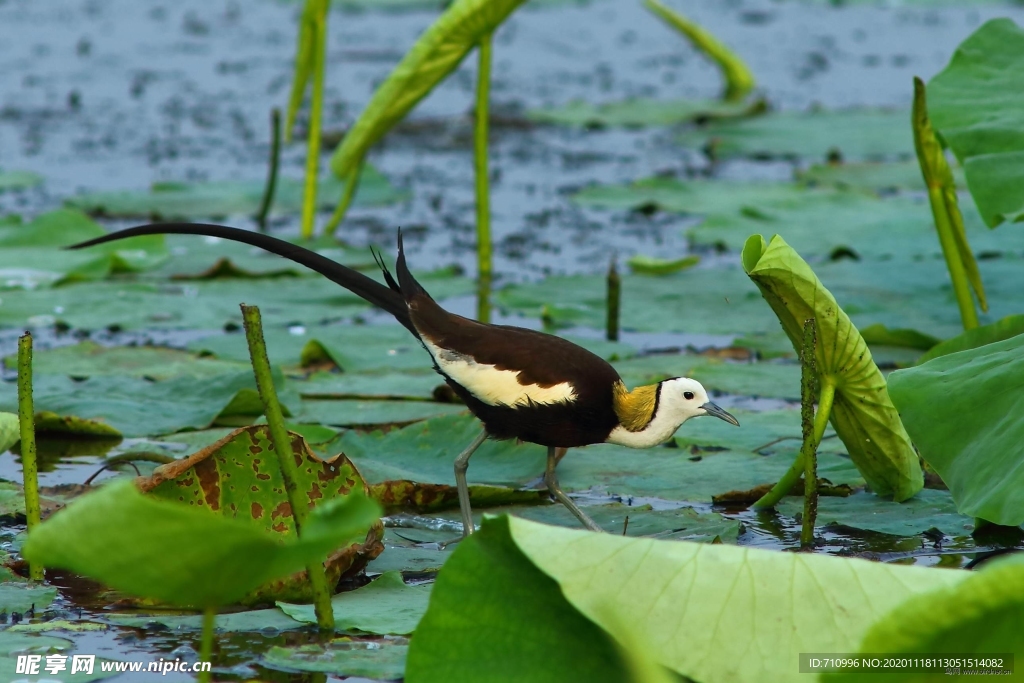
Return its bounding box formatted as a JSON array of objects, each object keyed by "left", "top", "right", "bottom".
[{"left": 70, "top": 225, "right": 739, "bottom": 534}]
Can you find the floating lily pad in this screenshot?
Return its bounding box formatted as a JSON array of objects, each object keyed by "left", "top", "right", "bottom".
[
  {"left": 471, "top": 503, "right": 743, "bottom": 542},
  {"left": 888, "top": 333, "right": 1024, "bottom": 526},
  {"left": 626, "top": 254, "right": 699, "bottom": 275},
  {"left": 301, "top": 370, "right": 446, "bottom": 401},
  {"left": 613, "top": 354, "right": 801, "bottom": 400},
  {"left": 333, "top": 412, "right": 862, "bottom": 503},
  {"left": 297, "top": 398, "right": 467, "bottom": 427},
  {"left": 406, "top": 516, "right": 969, "bottom": 683},
  {"left": 278, "top": 571, "right": 431, "bottom": 635},
  {"left": 0, "top": 209, "right": 167, "bottom": 288},
  {"left": 0, "top": 413, "right": 18, "bottom": 453},
  {"left": 367, "top": 545, "right": 452, "bottom": 574},
  {"left": 64, "top": 166, "right": 407, "bottom": 220},
  {"left": 929, "top": 19, "right": 1024, "bottom": 227},
  {"left": 797, "top": 160, "right": 965, "bottom": 193},
  {"left": 777, "top": 489, "right": 973, "bottom": 537},
  {"left": 106, "top": 608, "right": 305, "bottom": 632},
  {"left": 0, "top": 583, "right": 58, "bottom": 613},
  {"left": 4, "top": 342, "right": 250, "bottom": 380},
  {"left": 677, "top": 108, "right": 914, "bottom": 162},
  {"left": 0, "top": 369, "right": 297, "bottom": 438},
  {"left": 691, "top": 193, "right": 1024, "bottom": 260},
  {"left": 0, "top": 169, "right": 43, "bottom": 191},
  {"left": 138, "top": 425, "right": 383, "bottom": 603},
  {"left": 573, "top": 177, "right": 816, "bottom": 215},
  {"left": 527, "top": 97, "right": 761, "bottom": 128},
  {"left": 916, "top": 314, "right": 1024, "bottom": 364},
  {"left": 263, "top": 639, "right": 409, "bottom": 679},
  {"left": 7, "top": 620, "right": 108, "bottom": 633}
]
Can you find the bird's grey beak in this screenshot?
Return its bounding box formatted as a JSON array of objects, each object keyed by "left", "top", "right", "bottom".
[{"left": 701, "top": 402, "right": 740, "bottom": 426}]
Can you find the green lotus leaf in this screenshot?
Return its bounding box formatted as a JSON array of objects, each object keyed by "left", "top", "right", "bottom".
[
  {"left": 888, "top": 332, "right": 1024, "bottom": 526},
  {"left": 405, "top": 515, "right": 968, "bottom": 683},
  {"left": 527, "top": 97, "right": 760, "bottom": 128},
  {"left": 21, "top": 478, "right": 380, "bottom": 608},
  {"left": 826, "top": 554, "right": 1024, "bottom": 682},
  {"left": 928, "top": 18, "right": 1024, "bottom": 227},
  {"left": 329, "top": 0, "right": 527, "bottom": 180},
  {"left": 916, "top": 314, "right": 1024, "bottom": 365},
  {"left": 742, "top": 234, "right": 923, "bottom": 501}
]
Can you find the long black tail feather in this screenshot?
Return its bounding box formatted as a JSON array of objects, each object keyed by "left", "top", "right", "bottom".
[{"left": 67, "top": 223, "right": 416, "bottom": 334}]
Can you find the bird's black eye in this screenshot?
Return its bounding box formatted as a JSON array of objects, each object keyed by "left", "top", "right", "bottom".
[{"left": 684, "top": 391, "right": 695, "bottom": 400}]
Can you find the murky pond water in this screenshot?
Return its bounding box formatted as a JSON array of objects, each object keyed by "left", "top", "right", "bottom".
[{"left": 3, "top": 0, "right": 1024, "bottom": 679}]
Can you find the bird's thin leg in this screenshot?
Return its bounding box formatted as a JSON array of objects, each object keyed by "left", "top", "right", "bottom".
[
  {"left": 454, "top": 430, "right": 488, "bottom": 537},
  {"left": 544, "top": 446, "right": 602, "bottom": 532}
]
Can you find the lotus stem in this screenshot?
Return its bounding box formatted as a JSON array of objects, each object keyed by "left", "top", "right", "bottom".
[
  {"left": 284, "top": 1, "right": 316, "bottom": 144},
  {"left": 474, "top": 32, "right": 493, "bottom": 324},
  {"left": 607, "top": 255, "right": 620, "bottom": 341},
  {"left": 799, "top": 318, "right": 818, "bottom": 547},
  {"left": 753, "top": 376, "right": 835, "bottom": 511},
  {"left": 197, "top": 606, "right": 216, "bottom": 683},
  {"left": 240, "top": 304, "right": 335, "bottom": 631},
  {"left": 18, "top": 333, "right": 43, "bottom": 582},
  {"left": 911, "top": 77, "right": 982, "bottom": 331},
  {"left": 324, "top": 161, "right": 362, "bottom": 236},
  {"left": 256, "top": 108, "right": 282, "bottom": 233},
  {"left": 299, "top": 0, "right": 329, "bottom": 240},
  {"left": 643, "top": 0, "right": 755, "bottom": 102}
]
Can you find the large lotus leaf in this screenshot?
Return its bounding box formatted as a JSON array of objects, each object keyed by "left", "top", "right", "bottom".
[
  {"left": 279, "top": 571, "right": 431, "bottom": 634},
  {"left": 64, "top": 167, "right": 406, "bottom": 220},
  {"left": 137, "top": 425, "right": 383, "bottom": 603},
  {"left": 742, "top": 234, "right": 923, "bottom": 501},
  {"left": 0, "top": 369, "right": 297, "bottom": 438},
  {"left": 928, "top": 19, "right": 1024, "bottom": 227},
  {"left": 405, "top": 515, "right": 968, "bottom": 683},
  {"left": 691, "top": 193, "right": 1024, "bottom": 260},
  {"left": 263, "top": 639, "right": 409, "bottom": 679},
  {"left": 22, "top": 478, "right": 380, "bottom": 608},
  {"left": 3, "top": 341, "right": 250, "bottom": 380},
  {"left": 0, "top": 209, "right": 167, "bottom": 287},
  {"left": 827, "top": 554, "right": 1024, "bottom": 682},
  {"left": 300, "top": 370, "right": 447, "bottom": 400},
  {"left": 527, "top": 98, "right": 760, "bottom": 128},
  {"left": 330, "top": 0, "right": 528, "bottom": 179},
  {"left": 916, "top": 314, "right": 1024, "bottom": 364},
  {"left": 887, "top": 332, "right": 1024, "bottom": 526},
  {"left": 677, "top": 108, "right": 914, "bottom": 162},
  {"left": 797, "top": 160, "right": 965, "bottom": 194}
]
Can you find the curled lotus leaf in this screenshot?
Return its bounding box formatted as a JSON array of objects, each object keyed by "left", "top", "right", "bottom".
[
  {"left": 330, "top": 0, "right": 527, "bottom": 180},
  {"left": 741, "top": 234, "right": 923, "bottom": 501}
]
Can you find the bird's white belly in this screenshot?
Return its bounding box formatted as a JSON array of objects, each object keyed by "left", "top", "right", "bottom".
[
  {"left": 422, "top": 339, "right": 577, "bottom": 407},
  {"left": 605, "top": 416, "right": 683, "bottom": 448}
]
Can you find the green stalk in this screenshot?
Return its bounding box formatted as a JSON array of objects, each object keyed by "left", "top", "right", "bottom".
[
  {"left": 240, "top": 305, "right": 335, "bottom": 631},
  {"left": 643, "top": 0, "right": 755, "bottom": 102},
  {"left": 753, "top": 377, "right": 836, "bottom": 510},
  {"left": 324, "top": 161, "right": 362, "bottom": 236},
  {"left": 197, "top": 606, "right": 216, "bottom": 683},
  {"left": 474, "top": 33, "right": 493, "bottom": 324},
  {"left": 299, "top": 0, "right": 329, "bottom": 240},
  {"left": 256, "top": 108, "right": 282, "bottom": 232},
  {"left": 912, "top": 77, "right": 982, "bottom": 331},
  {"left": 18, "top": 333, "right": 42, "bottom": 582},
  {"left": 606, "top": 255, "right": 620, "bottom": 341},
  {"left": 799, "top": 318, "right": 818, "bottom": 547}
]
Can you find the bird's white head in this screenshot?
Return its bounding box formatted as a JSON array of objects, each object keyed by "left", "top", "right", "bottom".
[
  {"left": 658, "top": 377, "right": 740, "bottom": 428},
  {"left": 607, "top": 377, "right": 739, "bottom": 448}
]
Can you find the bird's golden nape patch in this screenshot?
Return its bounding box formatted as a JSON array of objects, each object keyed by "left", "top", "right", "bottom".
[{"left": 612, "top": 381, "right": 660, "bottom": 432}]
